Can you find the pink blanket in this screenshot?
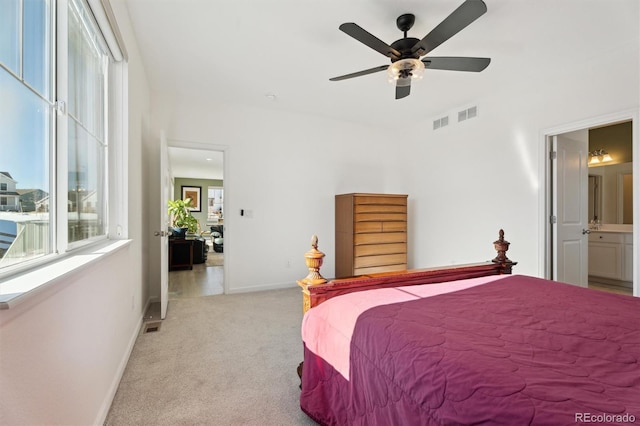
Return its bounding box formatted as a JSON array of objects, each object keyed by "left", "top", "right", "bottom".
[{"left": 301, "top": 274, "right": 510, "bottom": 380}]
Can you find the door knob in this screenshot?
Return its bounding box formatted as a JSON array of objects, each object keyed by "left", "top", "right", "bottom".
[
  {"left": 154, "top": 231, "right": 167, "bottom": 237},
  {"left": 582, "top": 229, "right": 591, "bottom": 235}
]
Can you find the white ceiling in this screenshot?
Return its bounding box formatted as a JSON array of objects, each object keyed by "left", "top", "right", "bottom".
[
  {"left": 167, "top": 147, "right": 224, "bottom": 180},
  {"left": 121, "top": 0, "right": 637, "bottom": 177}
]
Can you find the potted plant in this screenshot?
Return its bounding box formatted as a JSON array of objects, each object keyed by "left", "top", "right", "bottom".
[{"left": 167, "top": 198, "right": 198, "bottom": 237}]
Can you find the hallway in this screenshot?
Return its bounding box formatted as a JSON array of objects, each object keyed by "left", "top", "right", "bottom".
[{"left": 168, "top": 251, "right": 224, "bottom": 299}]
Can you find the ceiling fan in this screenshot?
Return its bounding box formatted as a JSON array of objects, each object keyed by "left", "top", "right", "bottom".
[{"left": 330, "top": 0, "right": 491, "bottom": 100}]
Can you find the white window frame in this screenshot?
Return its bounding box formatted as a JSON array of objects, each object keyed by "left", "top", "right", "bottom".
[
  {"left": 0, "top": 0, "right": 129, "bottom": 306},
  {"left": 207, "top": 186, "right": 224, "bottom": 221}
]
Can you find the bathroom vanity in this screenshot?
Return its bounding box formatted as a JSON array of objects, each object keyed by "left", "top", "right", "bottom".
[{"left": 588, "top": 226, "right": 633, "bottom": 285}]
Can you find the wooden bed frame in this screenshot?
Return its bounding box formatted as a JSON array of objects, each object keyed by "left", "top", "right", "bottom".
[{"left": 297, "top": 229, "right": 516, "bottom": 313}]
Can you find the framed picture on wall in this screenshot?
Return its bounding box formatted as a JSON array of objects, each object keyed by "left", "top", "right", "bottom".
[{"left": 181, "top": 186, "right": 201, "bottom": 212}]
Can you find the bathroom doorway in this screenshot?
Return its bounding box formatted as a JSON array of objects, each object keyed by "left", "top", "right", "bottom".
[{"left": 543, "top": 112, "right": 637, "bottom": 297}]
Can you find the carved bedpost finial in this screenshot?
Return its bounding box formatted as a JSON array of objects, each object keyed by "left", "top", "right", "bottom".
[
  {"left": 300, "top": 234, "right": 327, "bottom": 286},
  {"left": 297, "top": 235, "right": 328, "bottom": 313},
  {"left": 492, "top": 229, "right": 515, "bottom": 273}
]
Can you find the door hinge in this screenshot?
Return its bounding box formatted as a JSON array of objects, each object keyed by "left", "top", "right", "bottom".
[
  {"left": 549, "top": 151, "right": 557, "bottom": 160},
  {"left": 550, "top": 215, "right": 557, "bottom": 224},
  {"left": 55, "top": 100, "right": 66, "bottom": 115}
]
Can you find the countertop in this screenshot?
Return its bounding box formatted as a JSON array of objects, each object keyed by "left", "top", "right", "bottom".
[{"left": 589, "top": 224, "right": 632, "bottom": 233}]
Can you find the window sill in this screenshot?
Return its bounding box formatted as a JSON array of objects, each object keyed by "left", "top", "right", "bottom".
[{"left": 0, "top": 239, "right": 132, "bottom": 310}]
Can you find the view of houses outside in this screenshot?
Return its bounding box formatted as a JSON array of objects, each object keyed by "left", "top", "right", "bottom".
[
  {"left": 0, "top": 168, "right": 103, "bottom": 266},
  {"left": 0, "top": 171, "right": 50, "bottom": 265}
]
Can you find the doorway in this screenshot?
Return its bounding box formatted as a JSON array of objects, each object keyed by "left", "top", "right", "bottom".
[
  {"left": 542, "top": 111, "right": 638, "bottom": 297},
  {"left": 165, "top": 143, "right": 228, "bottom": 300}
]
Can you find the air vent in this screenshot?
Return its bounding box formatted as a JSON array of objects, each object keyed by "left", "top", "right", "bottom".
[
  {"left": 432, "top": 115, "right": 449, "bottom": 130},
  {"left": 142, "top": 321, "right": 162, "bottom": 334},
  {"left": 458, "top": 106, "right": 478, "bottom": 122}
]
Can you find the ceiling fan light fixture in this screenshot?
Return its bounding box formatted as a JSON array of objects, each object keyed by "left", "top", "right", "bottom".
[
  {"left": 395, "top": 76, "right": 412, "bottom": 87},
  {"left": 331, "top": 1, "right": 490, "bottom": 99},
  {"left": 387, "top": 58, "right": 425, "bottom": 85}
]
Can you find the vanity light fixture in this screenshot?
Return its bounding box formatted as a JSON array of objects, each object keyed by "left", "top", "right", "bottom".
[{"left": 588, "top": 149, "right": 612, "bottom": 165}]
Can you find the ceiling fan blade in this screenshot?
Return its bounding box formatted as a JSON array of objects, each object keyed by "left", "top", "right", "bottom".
[
  {"left": 422, "top": 56, "right": 490, "bottom": 72},
  {"left": 395, "top": 80, "right": 411, "bottom": 99},
  {"left": 330, "top": 65, "right": 388, "bottom": 81},
  {"left": 339, "top": 23, "right": 402, "bottom": 59},
  {"left": 411, "top": 0, "right": 487, "bottom": 57}
]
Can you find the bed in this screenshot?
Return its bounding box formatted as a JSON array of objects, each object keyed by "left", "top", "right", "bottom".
[{"left": 297, "top": 231, "right": 640, "bottom": 425}]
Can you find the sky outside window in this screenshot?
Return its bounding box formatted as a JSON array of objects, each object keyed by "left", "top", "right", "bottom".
[{"left": 0, "top": 0, "right": 51, "bottom": 191}]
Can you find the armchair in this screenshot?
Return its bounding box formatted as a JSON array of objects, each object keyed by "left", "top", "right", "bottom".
[{"left": 211, "top": 225, "right": 224, "bottom": 253}]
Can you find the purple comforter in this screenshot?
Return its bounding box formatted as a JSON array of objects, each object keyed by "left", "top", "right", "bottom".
[{"left": 300, "top": 275, "right": 640, "bottom": 425}]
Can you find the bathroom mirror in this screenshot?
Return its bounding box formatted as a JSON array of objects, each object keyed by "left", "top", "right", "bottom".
[{"left": 588, "top": 162, "right": 633, "bottom": 224}]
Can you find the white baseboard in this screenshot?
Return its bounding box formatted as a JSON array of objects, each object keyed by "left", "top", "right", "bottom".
[
  {"left": 226, "top": 281, "right": 298, "bottom": 294},
  {"left": 94, "top": 297, "right": 152, "bottom": 425}
]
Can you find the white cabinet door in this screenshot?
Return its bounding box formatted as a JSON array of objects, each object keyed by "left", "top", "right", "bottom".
[{"left": 588, "top": 241, "right": 622, "bottom": 280}]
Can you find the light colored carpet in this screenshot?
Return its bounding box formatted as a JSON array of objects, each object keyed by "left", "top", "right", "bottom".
[{"left": 105, "top": 287, "right": 317, "bottom": 425}]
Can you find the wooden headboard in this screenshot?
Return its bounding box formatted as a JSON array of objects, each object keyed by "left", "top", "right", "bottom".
[{"left": 296, "top": 230, "right": 516, "bottom": 313}]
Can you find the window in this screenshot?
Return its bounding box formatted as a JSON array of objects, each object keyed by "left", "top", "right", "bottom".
[
  {"left": 208, "top": 187, "right": 224, "bottom": 221},
  {"left": 0, "top": 0, "right": 123, "bottom": 274},
  {"left": 67, "top": 0, "right": 108, "bottom": 244},
  {"left": 0, "top": 0, "right": 53, "bottom": 268}
]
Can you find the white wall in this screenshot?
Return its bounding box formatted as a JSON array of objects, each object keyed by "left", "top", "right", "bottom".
[
  {"left": 0, "top": 2, "right": 151, "bottom": 425},
  {"left": 145, "top": 1, "right": 639, "bottom": 295},
  {"left": 146, "top": 100, "right": 405, "bottom": 295},
  {"left": 400, "top": 5, "right": 640, "bottom": 277},
  {"left": 0, "top": 247, "right": 140, "bottom": 425}
]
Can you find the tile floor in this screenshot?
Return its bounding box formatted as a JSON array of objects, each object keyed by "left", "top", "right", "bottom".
[{"left": 588, "top": 281, "right": 633, "bottom": 296}]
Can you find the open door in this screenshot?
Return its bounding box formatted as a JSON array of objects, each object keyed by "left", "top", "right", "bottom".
[
  {"left": 552, "top": 133, "right": 590, "bottom": 286},
  {"left": 159, "top": 132, "right": 170, "bottom": 319}
]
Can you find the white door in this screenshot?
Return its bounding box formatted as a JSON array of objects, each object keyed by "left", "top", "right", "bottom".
[
  {"left": 160, "top": 132, "right": 170, "bottom": 319},
  {"left": 553, "top": 134, "right": 589, "bottom": 286}
]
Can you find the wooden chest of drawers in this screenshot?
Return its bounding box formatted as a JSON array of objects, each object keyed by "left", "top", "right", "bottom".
[{"left": 335, "top": 193, "right": 408, "bottom": 278}]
